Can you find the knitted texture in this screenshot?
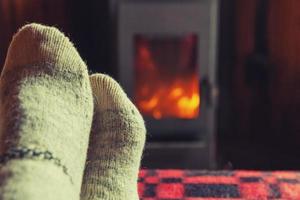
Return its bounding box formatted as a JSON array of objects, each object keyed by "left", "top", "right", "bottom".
[
  {"left": 0, "top": 24, "right": 93, "bottom": 200},
  {"left": 80, "top": 74, "right": 146, "bottom": 200}
]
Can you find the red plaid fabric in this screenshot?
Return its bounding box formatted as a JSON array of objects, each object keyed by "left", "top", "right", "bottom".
[{"left": 138, "top": 170, "right": 300, "bottom": 199}]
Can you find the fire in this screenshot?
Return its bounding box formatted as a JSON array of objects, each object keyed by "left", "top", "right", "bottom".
[
  {"left": 134, "top": 34, "right": 200, "bottom": 119},
  {"left": 136, "top": 74, "right": 200, "bottom": 119},
  {"left": 177, "top": 93, "right": 200, "bottom": 117}
]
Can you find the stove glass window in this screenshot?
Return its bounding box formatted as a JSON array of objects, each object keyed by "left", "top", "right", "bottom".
[{"left": 134, "top": 34, "right": 200, "bottom": 119}]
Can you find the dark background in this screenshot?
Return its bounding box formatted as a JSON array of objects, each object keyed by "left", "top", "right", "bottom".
[{"left": 0, "top": 0, "right": 299, "bottom": 170}]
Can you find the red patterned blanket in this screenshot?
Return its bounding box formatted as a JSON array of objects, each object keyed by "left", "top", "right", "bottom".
[{"left": 138, "top": 170, "right": 300, "bottom": 199}]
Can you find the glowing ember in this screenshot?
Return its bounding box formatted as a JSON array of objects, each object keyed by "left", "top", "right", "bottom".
[{"left": 134, "top": 34, "right": 200, "bottom": 119}]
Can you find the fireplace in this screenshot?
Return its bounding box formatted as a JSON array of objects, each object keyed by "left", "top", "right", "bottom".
[{"left": 111, "top": 0, "right": 219, "bottom": 168}]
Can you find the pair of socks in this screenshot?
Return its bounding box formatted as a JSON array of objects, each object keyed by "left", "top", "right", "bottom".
[{"left": 0, "top": 24, "right": 146, "bottom": 200}]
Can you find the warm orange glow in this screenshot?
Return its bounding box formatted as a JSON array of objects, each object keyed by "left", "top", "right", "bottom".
[
  {"left": 177, "top": 93, "right": 200, "bottom": 117},
  {"left": 136, "top": 75, "right": 200, "bottom": 119},
  {"left": 134, "top": 35, "right": 200, "bottom": 119}
]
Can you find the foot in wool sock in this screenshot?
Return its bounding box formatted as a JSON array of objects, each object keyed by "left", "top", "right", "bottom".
[
  {"left": 80, "top": 74, "right": 146, "bottom": 200},
  {"left": 0, "top": 24, "right": 93, "bottom": 200}
]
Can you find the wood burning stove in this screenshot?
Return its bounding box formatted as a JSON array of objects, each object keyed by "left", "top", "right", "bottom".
[{"left": 110, "top": 0, "right": 219, "bottom": 168}]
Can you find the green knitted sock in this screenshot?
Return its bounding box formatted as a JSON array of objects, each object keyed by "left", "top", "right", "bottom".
[
  {"left": 80, "top": 74, "right": 146, "bottom": 200},
  {"left": 0, "top": 24, "right": 93, "bottom": 200}
]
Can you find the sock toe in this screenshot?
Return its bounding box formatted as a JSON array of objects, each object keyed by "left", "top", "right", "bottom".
[
  {"left": 90, "top": 73, "right": 137, "bottom": 111},
  {"left": 81, "top": 74, "right": 146, "bottom": 200},
  {"left": 0, "top": 23, "right": 93, "bottom": 200},
  {"left": 2, "top": 23, "right": 86, "bottom": 75}
]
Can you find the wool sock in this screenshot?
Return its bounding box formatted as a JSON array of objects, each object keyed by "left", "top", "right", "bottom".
[
  {"left": 0, "top": 24, "right": 93, "bottom": 200},
  {"left": 80, "top": 74, "right": 146, "bottom": 200}
]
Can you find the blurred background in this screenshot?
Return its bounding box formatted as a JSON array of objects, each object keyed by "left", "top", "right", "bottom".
[{"left": 0, "top": 0, "right": 299, "bottom": 170}]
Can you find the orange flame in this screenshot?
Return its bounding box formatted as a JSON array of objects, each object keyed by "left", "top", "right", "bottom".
[
  {"left": 134, "top": 35, "right": 200, "bottom": 119},
  {"left": 136, "top": 74, "right": 200, "bottom": 119}
]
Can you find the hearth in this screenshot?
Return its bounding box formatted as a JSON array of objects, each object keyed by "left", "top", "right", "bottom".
[{"left": 110, "top": 0, "right": 219, "bottom": 168}]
